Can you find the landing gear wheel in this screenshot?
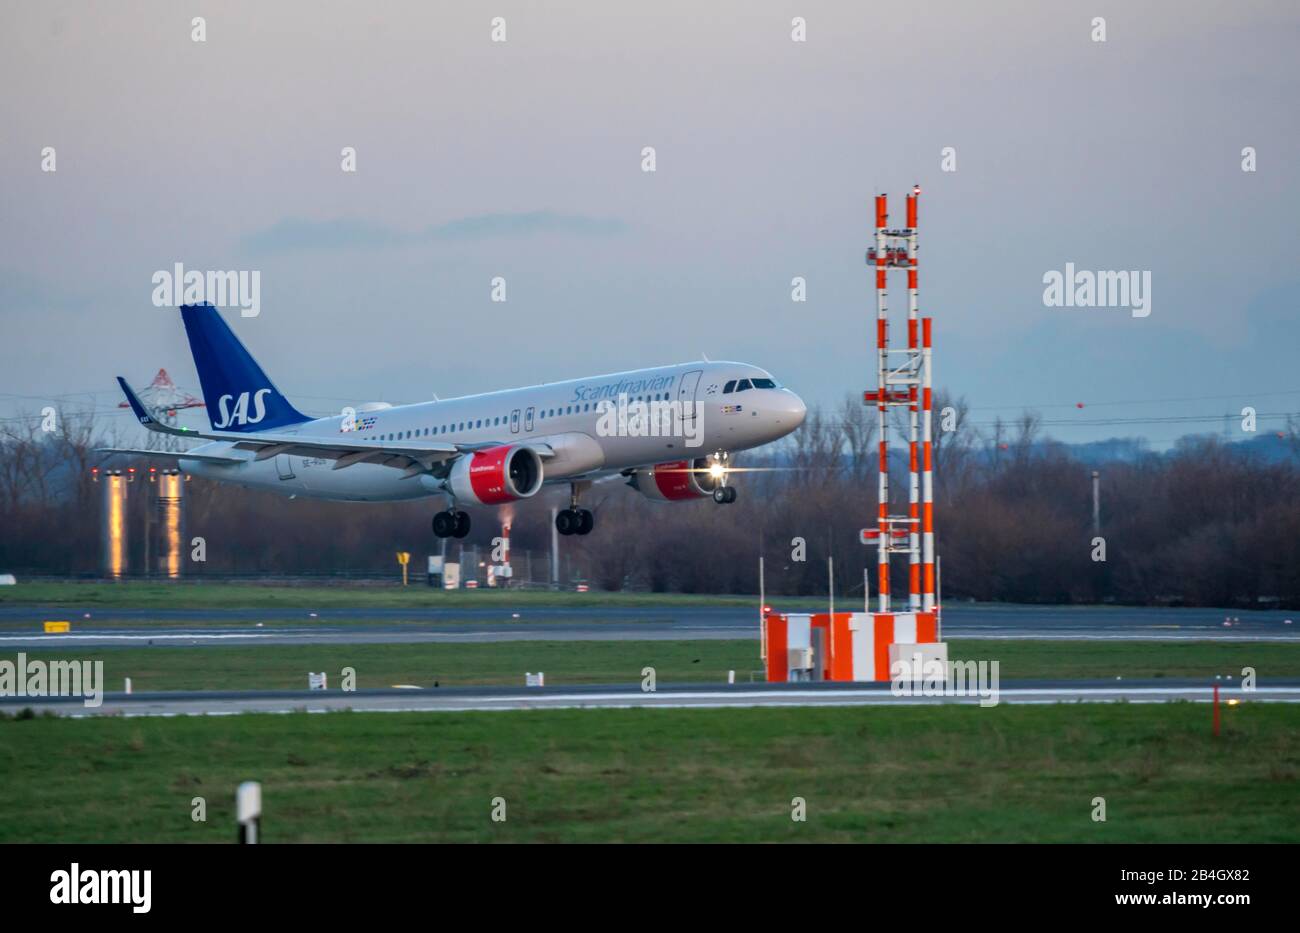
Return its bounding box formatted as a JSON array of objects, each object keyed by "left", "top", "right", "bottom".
[
  {"left": 576, "top": 508, "right": 594, "bottom": 535},
  {"left": 724, "top": 486, "right": 737, "bottom": 504},
  {"left": 432, "top": 511, "right": 457, "bottom": 538},
  {"left": 453, "top": 510, "right": 471, "bottom": 538},
  {"left": 556, "top": 509, "right": 578, "bottom": 536},
  {"left": 713, "top": 487, "right": 728, "bottom": 504}
]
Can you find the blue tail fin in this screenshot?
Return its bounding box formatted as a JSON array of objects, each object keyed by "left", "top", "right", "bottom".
[{"left": 180, "top": 303, "right": 309, "bottom": 432}]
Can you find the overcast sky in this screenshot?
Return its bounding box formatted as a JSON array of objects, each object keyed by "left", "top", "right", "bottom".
[{"left": 2, "top": 0, "right": 1297, "bottom": 447}]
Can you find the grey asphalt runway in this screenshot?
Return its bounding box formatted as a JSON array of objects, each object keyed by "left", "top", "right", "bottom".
[
  {"left": 0, "top": 602, "right": 1295, "bottom": 648},
  {"left": 6, "top": 678, "right": 1298, "bottom": 717}
]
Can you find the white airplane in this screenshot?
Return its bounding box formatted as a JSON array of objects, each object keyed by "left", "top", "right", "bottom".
[{"left": 104, "top": 304, "right": 807, "bottom": 538}]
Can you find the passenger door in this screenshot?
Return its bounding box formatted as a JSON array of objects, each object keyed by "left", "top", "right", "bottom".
[{"left": 677, "top": 370, "right": 703, "bottom": 426}]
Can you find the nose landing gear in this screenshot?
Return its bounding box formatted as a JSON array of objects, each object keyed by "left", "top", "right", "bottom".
[{"left": 709, "top": 451, "right": 737, "bottom": 504}]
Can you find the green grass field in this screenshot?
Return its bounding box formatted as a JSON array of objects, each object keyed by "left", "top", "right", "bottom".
[
  {"left": 8, "top": 639, "right": 1297, "bottom": 692},
  {"left": 0, "top": 581, "right": 763, "bottom": 610},
  {"left": 1, "top": 704, "right": 1295, "bottom": 842},
  {"left": 1, "top": 614, "right": 683, "bottom": 631},
  {"left": 14, "top": 640, "right": 761, "bottom": 691}
]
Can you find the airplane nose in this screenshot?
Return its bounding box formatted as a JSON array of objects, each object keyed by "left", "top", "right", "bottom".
[{"left": 775, "top": 390, "right": 806, "bottom": 428}]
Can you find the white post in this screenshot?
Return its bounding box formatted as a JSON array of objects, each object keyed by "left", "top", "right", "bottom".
[
  {"left": 1092, "top": 470, "right": 1101, "bottom": 536},
  {"left": 828, "top": 555, "right": 835, "bottom": 659},
  {"left": 550, "top": 506, "right": 560, "bottom": 588},
  {"left": 758, "top": 555, "right": 766, "bottom": 661},
  {"left": 937, "top": 555, "right": 943, "bottom": 642},
  {"left": 124, "top": 677, "right": 132, "bottom": 695},
  {"left": 237, "top": 781, "right": 262, "bottom": 844},
  {"left": 828, "top": 556, "right": 834, "bottom": 617},
  {"left": 864, "top": 567, "right": 870, "bottom": 613}
]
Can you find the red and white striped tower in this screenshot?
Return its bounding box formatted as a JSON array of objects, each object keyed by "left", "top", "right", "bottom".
[
  {"left": 873, "top": 195, "right": 891, "bottom": 612},
  {"left": 906, "top": 192, "right": 921, "bottom": 611},
  {"left": 862, "top": 187, "right": 933, "bottom": 615},
  {"left": 921, "top": 317, "right": 936, "bottom": 611}
]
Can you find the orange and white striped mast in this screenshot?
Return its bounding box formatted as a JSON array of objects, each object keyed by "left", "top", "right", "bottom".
[
  {"left": 905, "top": 191, "right": 922, "bottom": 612},
  {"left": 921, "top": 315, "right": 935, "bottom": 612},
  {"left": 873, "top": 194, "right": 891, "bottom": 612},
  {"left": 863, "top": 186, "right": 935, "bottom": 615}
]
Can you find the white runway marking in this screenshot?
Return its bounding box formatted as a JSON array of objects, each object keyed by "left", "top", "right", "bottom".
[
  {"left": 39, "top": 683, "right": 1300, "bottom": 718},
  {"left": 0, "top": 632, "right": 282, "bottom": 642}
]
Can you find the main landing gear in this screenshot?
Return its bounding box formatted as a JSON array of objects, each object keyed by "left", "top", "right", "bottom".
[
  {"left": 432, "top": 509, "right": 470, "bottom": 539},
  {"left": 556, "top": 482, "right": 594, "bottom": 536},
  {"left": 712, "top": 485, "right": 737, "bottom": 504},
  {"left": 555, "top": 508, "right": 593, "bottom": 536}
]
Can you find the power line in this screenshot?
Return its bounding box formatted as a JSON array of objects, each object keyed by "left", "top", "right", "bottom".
[{"left": 967, "top": 388, "right": 1300, "bottom": 412}]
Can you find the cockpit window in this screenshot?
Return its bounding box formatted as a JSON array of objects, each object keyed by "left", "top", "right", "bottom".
[
  {"left": 751, "top": 378, "right": 778, "bottom": 389},
  {"left": 735, "top": 379, "right": 752, "bottom": 392},
  {"left": 723, "top": 380, "right": 736, "bottom": 394}
]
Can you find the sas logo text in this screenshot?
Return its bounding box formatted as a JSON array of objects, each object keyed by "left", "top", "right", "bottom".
[{"left": 213, "top": 389, "right": 272, "bottom": 428}]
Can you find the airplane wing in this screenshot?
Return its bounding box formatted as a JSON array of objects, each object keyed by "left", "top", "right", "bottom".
[
  {"left": 95, "top": 447, "right": 245, "bottom": 465},
  {"left": 116, "top": 376, "right": 553, "bottom": 479}
]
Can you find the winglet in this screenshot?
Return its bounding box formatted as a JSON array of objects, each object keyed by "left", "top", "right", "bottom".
[
  {"left": 116, "top": 376, "right": 156, "bottom": 426},
  {"left": 115, "top": 377, "right": 198, "bottom": 437}
]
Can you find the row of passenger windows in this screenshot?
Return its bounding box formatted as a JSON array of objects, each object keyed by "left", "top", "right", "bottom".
[
  {"left": 373, "top": 393, "right": 676, "bottom": 442},
  {"left": 723, "top": 377, "right": 778, "bottom": 394}
]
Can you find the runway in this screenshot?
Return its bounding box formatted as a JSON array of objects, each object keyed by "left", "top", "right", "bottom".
[
  {"left": 6, "top": 678, "right": 1299, "bottom": 717},
  {"left": 0, "top": 602, "right": 1295, "bottom": 648}
]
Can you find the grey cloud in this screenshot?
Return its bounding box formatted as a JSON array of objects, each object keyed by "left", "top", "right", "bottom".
[{"left": 242, "top": 211, "right": 627, "bottom": 255}]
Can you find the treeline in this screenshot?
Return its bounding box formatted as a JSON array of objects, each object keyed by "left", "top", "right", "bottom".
[{"left": 2, "top": 398, "right": 1299, "bottom": 607}]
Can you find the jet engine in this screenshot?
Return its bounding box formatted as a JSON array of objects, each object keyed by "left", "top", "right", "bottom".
[
  {"left": 447, "top": 444, "right": 544, "bottom": 505},
  {"left": 626, "top": 458, "right": 718, "bottom": 501}
]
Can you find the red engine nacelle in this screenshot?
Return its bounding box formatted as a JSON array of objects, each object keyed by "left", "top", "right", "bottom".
[
  {"left": 627, "top": 458, "right": 718, "bottom": 501},
  {"left": 447, "top": 444, "right": 545, "bottom": 505}
]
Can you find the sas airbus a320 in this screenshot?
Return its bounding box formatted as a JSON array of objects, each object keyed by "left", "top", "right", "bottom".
[{"left": 105, "top": 304, "right": 807, "bottom": 538}]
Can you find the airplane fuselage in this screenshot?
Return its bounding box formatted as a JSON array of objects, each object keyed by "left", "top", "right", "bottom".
[{"left": 180, "top": 361, "right": 806, "bottom": 502}]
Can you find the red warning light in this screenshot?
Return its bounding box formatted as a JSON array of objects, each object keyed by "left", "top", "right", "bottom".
[{"left": 1076, "top": 402, "right": 1085, "bottom": 409}]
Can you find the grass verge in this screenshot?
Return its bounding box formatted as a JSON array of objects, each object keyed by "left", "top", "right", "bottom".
[
  {"left": 1, "top": 704, "right": 1294, "bottom": 842},
  {"left": 6, "top": 639, "right": 1296, "bottom": 692},
  {"left": 0, "top": 582, "right": 761, "bottom": 610}
]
